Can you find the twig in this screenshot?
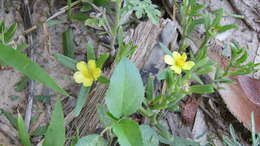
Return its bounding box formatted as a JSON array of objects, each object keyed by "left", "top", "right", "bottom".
[{"left": 22, "top": 0, "right": 35, "bottom": 130}]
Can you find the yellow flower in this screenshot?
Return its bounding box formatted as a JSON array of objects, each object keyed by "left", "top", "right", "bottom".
[
  {"left": 164, "top": 51, "right": 195, "bottom": 74},
  {"left": 73, "top": 60, "right": 101, "bottom": 87}
]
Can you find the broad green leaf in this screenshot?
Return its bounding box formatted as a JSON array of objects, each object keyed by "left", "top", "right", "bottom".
[
  {"left": 0, "top": 109, "right": 17, "bottom": 129},
  {"left": 63, "top": 28, "right": 75, "bottom": 58},
  {"left": 0, "top": 44, "right": 68, "bottom": 96},
  {"left": 93, "top": 0, "right": 109, "bottom": 6},
  {"left": 189, "top": 84, "right": 214, "bottom": 94},
  {"left": 54, "top": 53, "right": 77, "bottom": 70},
  {"left": 75, "top": 134, "right": 107, "bottom": 146},
  {"left": 105, "top": 58, "right": 145, "bottom": 118},
  {"left": 86, "top": 42, "right": 96, "bottom": 60},
  {"left": 96, "top": 104, "right": 114, "bottom": 127},
  {"left": 140, "top": 125, "right": 159, "bottom": 146},
  {"left": 113, "top": 119, "right": 144, "bottom": 146},
  {"left": 96, "top": 53, "right": 109, "bottom": 68},
  {"left": 4, "top": 23, "right": 17, "bottom": 43},
  {"left": 146, "top": 75, "right": 154, "bottom": 100},
  {"left": 43, "top": 99, "right": 65, "bottom": 146},
  {"left": 73, "top": 86, "right": 91, "bottom": 117},
  {"left": 17, "top": 113, "right": 32, "bottom": 146}
]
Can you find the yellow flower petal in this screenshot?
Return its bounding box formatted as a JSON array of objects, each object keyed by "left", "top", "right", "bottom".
[
  {"left": 93, "top": 68, "right": 101, "bottom": 80},
  {"left": 182, "top": 61, "right": 195, "bottom": 70},
  {"left": 181, "top": 53, "right": 187, "bottom": 61},
  {"left": 172, "top": 51, "right": 181, "bottom": 59},
  {"left": 87, "top": 60, "right": 96, "bottom": 72},
  {"left": 170, "top": 65, "right": 182, "bottom": 74},
  {"left": 73, "top": 71, "right": 84, "bottom": 83},
  {"left": 76, "top": 61, "right": 88, "bottom": 74},
  {"left": 83, "top": 78, "right": 93, "bottom": 87},
  {"left": 164, "top": 55, "right": 174, "bottom": 65}
]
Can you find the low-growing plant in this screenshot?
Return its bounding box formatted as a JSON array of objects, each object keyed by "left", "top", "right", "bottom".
[{"left": 1, "top": 0, "right": 259, "bottom": 145}]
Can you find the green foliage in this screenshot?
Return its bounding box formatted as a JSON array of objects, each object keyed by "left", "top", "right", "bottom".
[
  {"left": 63, "top": 28, "right": 75, "bottom": 58},
  {"left": 96, "top": 53, "right": 109, "bottom": 68},
  {"left": 140, "top": 125, "right": 159, "bottom": 146},
  {"left": 43, "top": 99, "right": 65, "bottom": 146},
  {"left": 0, "top": 109, "right": 17, "bottom": 129},
  {"left": 75, "top": 134, "right": 107, "bottom": 146},
  {"left": 54, "top": 53, "right": 77, "bottom": 70},
  {"left": 189, "top": 84, "right": 214, "bottom": 94},
  {"left": 73, "top": 86, "right": 91, "bottom": 116},
  {"left": 0, "top": 22, "right": 17, "bottom": 44},
  {"left": 17, "top": 114, "right": 32, "bottom": 146},
  {"left": 96, "top": 104, "right": 115, "bottom": 127},
  {"left": 122, "top": 0, "right": 161, "bottom": 24},
  {"left": 0, "top": 44, "right": 68, "bottom": 96},
  {"left": 105, "top": 58, "right": 145, "bottom": 118},
  {"left": 86, "top": 42, "right": 96, "bottom": 60},
  {"left": 112, "top": 119, "right": 144, "bottom": 146},
  {"left": 31, "top": 125, "right": 48, "bottom": 137},
  {"left": 15, "top": 76, "right": 29, "bottom": 92}
]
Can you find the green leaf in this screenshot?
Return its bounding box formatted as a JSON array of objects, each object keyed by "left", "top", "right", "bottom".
[
  {"left": 43, "top": 99, "right": 65, "bottom": 146},
  {"left": 0, "top": 21, "right": 5, "bottom": 33},
  {"left": 17, "top": 113, "right": 32, "bottom": 146},
  {"left": 4, "top": 23, "right": 17, "bottom": 43},
  {"left": 97, "top": 76, "right": 110, "bottom": 84},
  {"left": 70, "top": 13, "right": 89, "bottom": 21},
  {"left": 31, "top": 125, "right": 47, "bottom": 136},
  {"left": 113, "top": 119, "right": 144, "bottom": 146},
  {"left": 86, "top": 42, "right": 96, "bottom": 60},
  {"left": 96, "top": 53, "right": 109, "bottom": 68},
  {"left": 191, "top": 73, "right": 204, "bottom": 85},
  {"left": 171, "top": 136, "right": 200, "bottom": 146},
  {"left": 216, "top": 24, "right": 239, "bottom": 33},
  {"left": 196, "top": 66, "right": 213, "bottom": 75},
  {"left": 93, "top": 0, "right": 109, "bottom": 6},
  {"left": 75, "top": 134, "right": 107, "bottom": 146},
  {"left": 63, "top": 28, "right": 75, "bottom": 58},
  {"left": 33, "top": 95, "right": 51, "bottom": 104},
  {"left": 15, "top": 75, "right": 29, "bottom": 92},
  {"left": 157, "top": 68, "right": 170, "bottom": 80},
  {"left": 146, "top": 75, "right": 154, "bottom": 100},
  {"left": 96, "top": 104, "right": 114, "bottom": 127},
  {"left": 140, "top": 125, "right": 159, "bottom": 146},
  {"left": 54, "top": 53, "right": 77, "bottom": 70},
  {"left": 73, "top": 86, "right": 91, "bottom": 117},
  {"left": 159, "top": 43, "right": 172, "bottom": 56},
  {"left": 85, "top": 18, "right": 105, "bottom": 28},
  {"left": 189, "top": 84, "right": 214, "bottom": 94},
  {"left": 0, "top": 109, "right": 17, "bottom": 129},
  {"left": 105, "top": 58, "right": 145, "bottom": 118},
  {"left": 187, "top": 18, "right": 205, "bottom": 34},
  {"left": 47, "top": 20, "right": 65, "bottom": 27},
  {"left": 155, "top": 124, "right": 173, "bottom": 142},
  {"left": 0, "top": 44, "right": 68, "bottom": 96}
]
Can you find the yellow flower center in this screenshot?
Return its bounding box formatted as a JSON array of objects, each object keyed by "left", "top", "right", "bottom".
[{"left": 175, "top": 58, "right": 185, "bottom": 67}]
